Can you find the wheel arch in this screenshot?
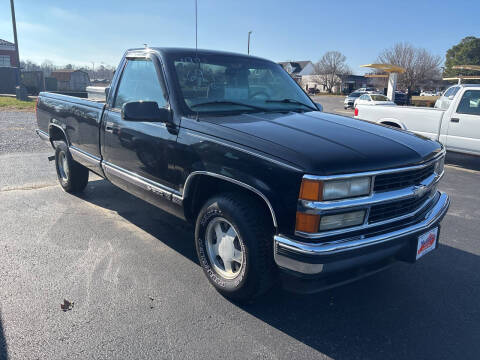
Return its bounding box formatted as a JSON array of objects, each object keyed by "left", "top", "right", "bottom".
[
  {"left": 379, "top": 118, "right": 405, "bottom": 129},
  {"left": 182, "top": 172, "right": 278, "bottom": 230},
  {"left": 48, "top": 123, "right": 70, "bottom": 147}
]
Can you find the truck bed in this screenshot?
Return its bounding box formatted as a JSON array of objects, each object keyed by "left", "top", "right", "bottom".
[
  {"left": 36, "top": 92, "right": 106, "bottom": 161},
  {"left": 355, "top": 105, "right": 445, "bottom": 141}
]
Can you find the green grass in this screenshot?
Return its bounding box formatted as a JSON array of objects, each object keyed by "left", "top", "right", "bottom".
[{"left": 0, "top": 97, "right": 36, "bottom": 111}]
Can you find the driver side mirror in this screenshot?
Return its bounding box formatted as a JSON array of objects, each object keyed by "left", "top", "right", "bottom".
[
  {"left": 315, "top": 102, "right": 323, "bottom": 112},
  {"left": 448, "top": 95, "right": 455, "bottom": 100},
  {"left": 122, "top": 101, "right": 171, "bottom": 123}
]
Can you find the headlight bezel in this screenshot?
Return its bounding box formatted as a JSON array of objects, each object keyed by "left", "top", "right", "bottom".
[{"left": 434, "top": 157, "right": 445, "bottom": 176}]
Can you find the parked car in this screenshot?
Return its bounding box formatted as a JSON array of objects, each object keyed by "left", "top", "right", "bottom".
[
  {"left": 420, "top": 91, "right": 437, "bottom": 97},
  {"left": 355, "top": 87, "right": 377, "bottom": 92},
  {"left": 308, "top": 87, "right": 320, "bottom": 95},
  {"left": 355, "top": 84, "right": 480, "bottom": 156},
  {"left": 354, "top": 93, "right": 396, "bottom": 107},
  {"left": 394, "top": 91, "right": 408, "bottom": 105},
  {"left": 344, "top": 91, "right": 366, "bottom": 109},
  {"left": 35, "top": 47, "right": 449, "bottom": 301}
]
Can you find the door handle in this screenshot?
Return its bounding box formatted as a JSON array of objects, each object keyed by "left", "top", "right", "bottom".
[
  {"left": 451, "top": 118, "right": 460, "bottom": 123},
  {"left": 105, "top": 121, "right": 116, "bottom": 133}
]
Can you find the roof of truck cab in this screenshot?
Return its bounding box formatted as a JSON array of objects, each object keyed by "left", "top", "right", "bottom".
[{"left": 126, "top": 47, "right": 273, "bottom": 62}]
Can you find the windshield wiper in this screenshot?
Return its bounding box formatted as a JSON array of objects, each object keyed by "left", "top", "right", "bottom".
[
  {"left": 265, "top": 98, "right": 317, "bottom": 111},
  {"left": 190, "top": 100, "right": 267, "bottom": 112}
]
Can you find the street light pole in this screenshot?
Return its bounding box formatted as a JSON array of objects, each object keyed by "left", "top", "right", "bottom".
[
  {"left": 92, "top": 62, "right": 95, "bottom": 81},
  {"left": 247, "top": 31, "right": 252, "bottom": 55},
  {"left": 10, "top": 0, "right": 20, "bottom": 85}
]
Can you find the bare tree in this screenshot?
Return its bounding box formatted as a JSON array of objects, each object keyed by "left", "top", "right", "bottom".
[
  {"left": 312, "top": 51, "right": 351, "bottom": 93},
  {"left": 377, "top": 43, "right": 442, "bottom": 92},
  {"left": 40, "top": 60, "right": 56, "bottom": 77}
]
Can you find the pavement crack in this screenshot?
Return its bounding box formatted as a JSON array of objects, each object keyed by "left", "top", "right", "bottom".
[{"left": 0, "top": 183, "right": 58, "bottom": 192}]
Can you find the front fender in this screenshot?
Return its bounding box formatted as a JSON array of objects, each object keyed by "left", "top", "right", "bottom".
[{"left": 176, "top": 130, "right": 304, "bottom": 234}]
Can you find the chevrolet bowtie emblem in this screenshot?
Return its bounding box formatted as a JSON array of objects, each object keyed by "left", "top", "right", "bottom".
[{"left": 413, "top": 184, "right": 428, "bottom": 198}]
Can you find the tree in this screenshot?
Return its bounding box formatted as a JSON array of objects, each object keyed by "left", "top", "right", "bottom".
[
  {"left": 20, "top": 60, "right": 40, "bottom": 71},
  {"left": 312, "top": 51, "right": 351, "bottom": 93},
  {"left": 41, "top": 60, "right": 56, "bottom": 77},
  {"left": 377, "top": 43, "right": 442, "bottom": 91},
  {"left": 443, "top": 36, "right": 480, "bottom": 82}
]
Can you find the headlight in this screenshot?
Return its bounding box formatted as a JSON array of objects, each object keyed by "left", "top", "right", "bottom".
[
  {"left": 323, "top": 177, "right": 371, "bottom": 200},
  {"left": 299, "top": 177, "right": 371, "bottom": 202},
  {"left": 319, "top": 210, "right": 366, "bottom": 231},
  {"left": 435, "top": 157, "right": 444, "bottom": 175}
]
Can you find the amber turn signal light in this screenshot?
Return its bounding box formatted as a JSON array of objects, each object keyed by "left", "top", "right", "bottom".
[
  {"left": 295, "top": 212, "right": 320, "bottom": 233},
  {"left": 299, "top": 179, "right": 323, "bottom": 201}
]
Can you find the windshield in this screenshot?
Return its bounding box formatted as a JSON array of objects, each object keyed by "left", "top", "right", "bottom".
[
  {"left": 349, "top": 92, "right": 362, "bottom": 98},
  {"left": 370, "top": 95, "right": 389, "bottom": 101},
  {"left": 170, "top": 54, "right": 315, "bottom": 114}
]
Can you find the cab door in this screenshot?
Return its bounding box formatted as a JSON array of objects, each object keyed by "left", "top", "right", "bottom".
[
  {"left": 101, "top": 55, "right": 181, "bottom": 211},
  {"left": 445, "top": 89, "right": 480, "bottom": 155}
]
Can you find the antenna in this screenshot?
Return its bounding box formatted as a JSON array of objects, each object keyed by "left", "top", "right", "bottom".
[{"left": 195, "top": 0, "right": 198, "bottom": 54}]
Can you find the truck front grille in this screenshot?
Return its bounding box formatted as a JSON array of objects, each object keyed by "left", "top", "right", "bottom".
[
  {"left": 369, "top": 192, "right": 431, "bottom": 224},
  {"left": 374, "top": 164, "right": 435, "bottom": 192}
]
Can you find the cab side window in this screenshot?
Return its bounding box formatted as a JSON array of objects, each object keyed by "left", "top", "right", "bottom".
[
  {"left": 114, "top": 59, "right": 167, "bottom": 109},
  {"left": 456, "top": 90, "right": 480, "bottom": 116},
  {"left": 444, "top": 86, "right": 460, "bottom": 98}
]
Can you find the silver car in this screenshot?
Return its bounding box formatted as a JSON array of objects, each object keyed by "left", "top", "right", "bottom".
[{"left": 344, "top": 91, "right": 366, "bottom": 109}]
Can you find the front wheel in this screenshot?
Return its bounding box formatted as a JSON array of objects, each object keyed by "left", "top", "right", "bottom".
[
  {"left": 195, "top": 193, "right": 276, "bottom": 302},
  {"left": 55, "top": 142, "right": 89, "bottom": 193}
]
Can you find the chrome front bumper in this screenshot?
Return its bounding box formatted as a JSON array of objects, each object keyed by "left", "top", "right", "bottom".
[{"left": 274, "top": 192, "right": 450, "bottom": 275}]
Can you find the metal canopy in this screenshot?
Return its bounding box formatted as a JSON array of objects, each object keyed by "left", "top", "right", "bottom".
[
  {"left": 360, "top": 63, "right": 406, "bottom": 73},
  {"left": 444, "top": 65, "right": 480, "bottom": 83},
  {"left": 360, "top": 64, "right": 405, "bottom": 102},
  {"left": 443, "top": 76, "right": 480, "bottom": 81},
  {"left": 452, "top": 65, "right": 480, "bottom": 71},
  {"left": 364, "top": 74, "right": 389, "bottom": 78}
]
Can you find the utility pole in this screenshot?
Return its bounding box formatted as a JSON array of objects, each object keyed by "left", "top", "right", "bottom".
[
  {"left": 92, "top": 62, "right": 95, "bottom": 81},
  {"left": 247, "top": 31, "right": 252, "bottom": 55},
  {"left": 10, "top": 0, "right": 20, "bottom": 85}
]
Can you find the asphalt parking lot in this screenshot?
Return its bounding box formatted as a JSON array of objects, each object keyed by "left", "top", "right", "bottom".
[
  {"left": 312, "top": 95, "right": 354, "bottom": 116},
  {"left": 0, "top": 110, "right": 479, "bottom": 360}
]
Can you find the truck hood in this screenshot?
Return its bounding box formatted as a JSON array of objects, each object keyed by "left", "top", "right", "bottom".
[{"left": 196, "top": 111, "right": 443, "bottom": 175}]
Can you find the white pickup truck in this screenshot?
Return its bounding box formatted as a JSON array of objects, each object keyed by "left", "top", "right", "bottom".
[{"left": 354, "top": 84, "right": 480, "bottom": 156}]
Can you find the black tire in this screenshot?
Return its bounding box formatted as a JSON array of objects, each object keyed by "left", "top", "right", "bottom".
[
  {"left": 55, "top": 142, "right": 89, "bottom": 193},
  {"left": 195, "top": 193, "right": 276, "bottom": 302}
]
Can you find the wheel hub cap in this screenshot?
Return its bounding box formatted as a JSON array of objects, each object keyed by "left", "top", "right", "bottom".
[{"left": 205, "top": 217, "right": 244, "bottom": 279}]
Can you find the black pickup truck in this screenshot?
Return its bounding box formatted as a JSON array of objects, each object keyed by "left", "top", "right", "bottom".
[{"left": 36, "top": 47, "right": 450, "bottom": 301}]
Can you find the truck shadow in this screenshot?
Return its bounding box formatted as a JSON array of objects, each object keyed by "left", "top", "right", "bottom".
[
  {"left": 77, "top": 179, "right": 479, "bottom": 359},
  {"left": 445, "top": 151, "right": 480, "bottom": 172},
  {"left": 0, "top": 312, "right": 7, "bottom": 360}
]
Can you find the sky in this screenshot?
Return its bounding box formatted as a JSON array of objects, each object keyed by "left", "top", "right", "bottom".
[{"left": 0, "top": 0, "right": 478, "bottom": 74}]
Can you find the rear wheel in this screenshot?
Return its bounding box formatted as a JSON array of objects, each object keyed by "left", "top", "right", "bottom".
[
  {"left": 55, "top": 142, "right": 89, "bottom": 193},
  {"left": 195, "top": 193, "right": 276, "bottom": 302}
]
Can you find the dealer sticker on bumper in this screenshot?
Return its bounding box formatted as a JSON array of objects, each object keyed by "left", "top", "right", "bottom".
[{"left": 416, "top": 227, "right": 438, "bottom": 260}]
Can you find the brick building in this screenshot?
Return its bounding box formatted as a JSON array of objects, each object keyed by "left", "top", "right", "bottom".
[
  {"left": 0, "top": 39, "right": 18, "bottom": 68},
  {"left": 0, "top": 39, "right": 18, "bottom": 93}
]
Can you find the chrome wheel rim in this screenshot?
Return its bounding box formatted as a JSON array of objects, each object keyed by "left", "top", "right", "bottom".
[
  {"left": 205, "top": 217, "right": 244, "bottom": 279},
  {"left": 58, "top": 152, "right": 69, "bottom": 181}
]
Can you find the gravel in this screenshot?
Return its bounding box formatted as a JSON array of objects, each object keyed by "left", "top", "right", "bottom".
[{"left": 0, "top": 111, "right": 49, "bottom": 154}]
